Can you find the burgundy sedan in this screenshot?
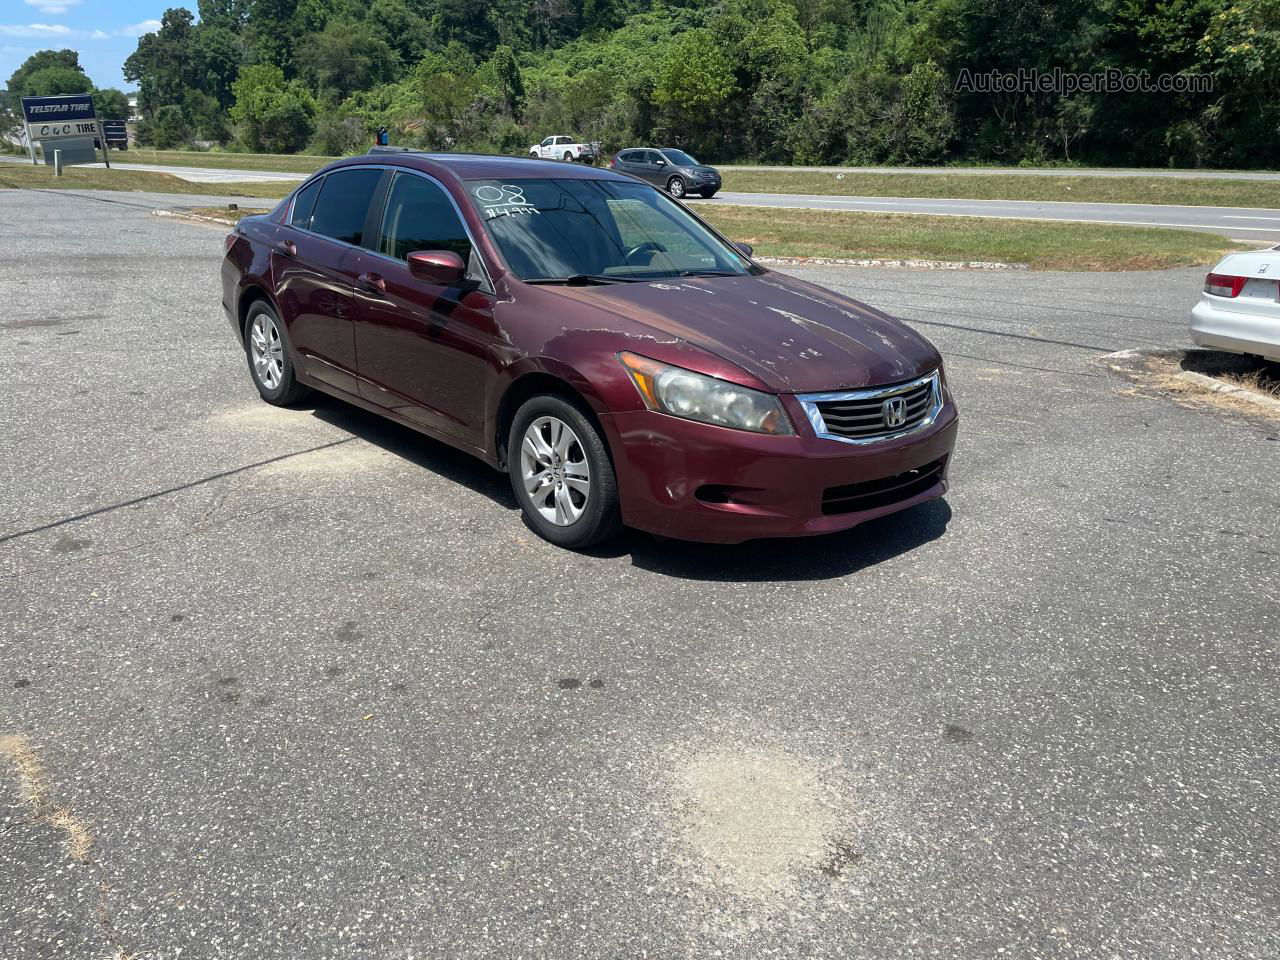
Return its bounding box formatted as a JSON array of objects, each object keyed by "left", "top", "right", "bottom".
[{"left": 221, "top": 150, "right": 958, "bottom": 548}]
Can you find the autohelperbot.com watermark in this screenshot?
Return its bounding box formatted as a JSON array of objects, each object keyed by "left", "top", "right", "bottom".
[{"left": 955, "top": 67, "right": 1213, "bottom": 96}]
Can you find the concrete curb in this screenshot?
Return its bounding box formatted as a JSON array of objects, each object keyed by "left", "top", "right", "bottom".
[
  {"left": 1172, "top": 368, "right": 1280, "bottom": 414},
  {"left": 754, "top": 255, "right": 1029, "bottom": 271},
  {"left": 152, "top": 208, "right": 241, "bottom": 227},
  {"left": 1100, "top": 347, "right": 1280, "bottom": 415}
]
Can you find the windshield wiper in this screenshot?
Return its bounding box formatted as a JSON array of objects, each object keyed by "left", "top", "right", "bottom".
[
  {"left": 673, "top": 269, "right": 740, "bottom": 278},
  {"left": 524, "top": 274, "right": 641, "bottom": 286}
]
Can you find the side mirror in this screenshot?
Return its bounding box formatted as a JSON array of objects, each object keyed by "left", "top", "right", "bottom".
[
  {"left": 654, "top": 159, "right": 667, "bottom": 167},
  {"left": 733, "top": 242, "right": 754, "bottom": 258},
  {"left": 407, "top": 250, "right": 466, "bottom": 285}
]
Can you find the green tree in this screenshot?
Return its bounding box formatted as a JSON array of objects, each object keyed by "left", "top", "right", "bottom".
[
  {"left": 899, "top": 59, "right": 954, "bottom": 162},
  {"left": 368, "top": 0, "right": 431, "bottom": 64},
  {"left": 488, "top": 45, "right": 525, "bottom": 118},
  {"left": 151, "top": 104, "right": 192, "bottom": 148},
  {"left": 6, "top": 50, "right": 89, "bottom": 105},
  {"left": 6, "top": 51, "right": 93, "bottom": 109},
  {"left": 296, "top": 19, "right": 399, "bottom": 102},
  {"left": 123, "top": 9, "right": 198, "bottom": 115},
  {"left": 1197, "top": 0, "right": 1280, "bottom": 165},
  {"left": 654, "top": 30, "right": 736, "bottom": 112},
  {"left": 92, "top": 88, "right": 131, "bottom": 121},
  {"left": 229, "top": 63, "right": 317, "bottom": 151}
]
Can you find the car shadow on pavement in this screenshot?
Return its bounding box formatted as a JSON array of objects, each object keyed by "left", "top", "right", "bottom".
[
  {"left": 300, "top": 395, "right": 951, "bottom": 581},
  {"left": 618, "top": 498, "right": 953, "bottom": 582},
  {"left": 304, "top": 396, "right": 518, "bottom": 510}
]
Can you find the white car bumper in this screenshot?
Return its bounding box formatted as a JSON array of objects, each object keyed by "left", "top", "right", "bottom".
[{"left": 1190, "top": 297, "right": 1280, "bottom": 362}]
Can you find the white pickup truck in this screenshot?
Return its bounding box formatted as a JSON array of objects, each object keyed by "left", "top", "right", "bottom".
[{"left": 528, "top": 135, "right": 600, "bottom": 164}]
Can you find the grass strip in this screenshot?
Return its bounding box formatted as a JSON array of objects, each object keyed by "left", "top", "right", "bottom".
[
  {"left": 0, "top": 164, "right": 291, "bottom": 199},
  {"left": 697, "top": 204, "right": 1245, "bottom": 271},
  {"left": 720, "top": 170, "right": 1280, "bottom": 209}
]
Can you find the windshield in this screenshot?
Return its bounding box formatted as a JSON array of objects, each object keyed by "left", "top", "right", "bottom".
[
  {"left": 661, "top": 150, "right": 698, "bottom": 166},
  {"left": 465, "top": 178, "right": 750, "bottom": 282}
]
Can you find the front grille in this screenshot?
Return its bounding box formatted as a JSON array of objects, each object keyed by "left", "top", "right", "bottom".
[
  {"left": 821, "top": 458, "right": 946, "bottom": 515},
  {"left": 800, "top": 372, "right": 940, "bottom": 444}
]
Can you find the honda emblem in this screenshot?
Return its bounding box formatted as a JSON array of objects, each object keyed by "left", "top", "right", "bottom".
[{"left": 882, "top": 396, "right": 907, "bottom": 428}]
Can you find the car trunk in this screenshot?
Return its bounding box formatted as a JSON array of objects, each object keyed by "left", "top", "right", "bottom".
[{"left": 1212, "top": 251, "right": 1280, "bottom": 318}]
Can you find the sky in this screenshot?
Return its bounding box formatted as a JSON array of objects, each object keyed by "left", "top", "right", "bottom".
[{"left": 1, "top": 0, "right": 175, "bottom": 90}]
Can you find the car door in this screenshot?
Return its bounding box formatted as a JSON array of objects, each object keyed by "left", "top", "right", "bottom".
[
  {"left": 272, "top": 167, "right": 384, "bottom": 395},
  {"left": 349, "top": 170, "right": 498, "bottom": 448},
  {"left": 636, "top": 150, "right": 664, "bottom": 186},
  {"left": 537, "top": 136, "right": 553, "bottom": 158},
  {"left": 616, "top": 150, "right": 643, "bottom": 179},
  {"left": 649, "top": 150, "right": 674, "bottom": 186}
]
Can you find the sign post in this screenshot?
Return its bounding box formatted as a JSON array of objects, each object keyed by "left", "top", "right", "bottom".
[{"left": 20, "top": 93, "right": 102, "bottom": 169}]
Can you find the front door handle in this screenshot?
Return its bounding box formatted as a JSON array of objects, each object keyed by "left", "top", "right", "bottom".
[
  {"left": 358, "top": 271, "right": 386, "bottom": 293},
  {"left": 274, "top": 239, "right": 296, "bottom": 257}
]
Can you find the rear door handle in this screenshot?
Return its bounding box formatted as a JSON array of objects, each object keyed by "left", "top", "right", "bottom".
[
  {"left": 357, "top": 271, "right": 386, "bottom": 293},
  {"left": 274, "top": 239, "right": 296, "bottom": 257}
]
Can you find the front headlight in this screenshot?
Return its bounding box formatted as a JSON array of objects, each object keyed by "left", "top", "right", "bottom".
[{"left": 618, "top": 352, "right": 794, "bottom": 435}]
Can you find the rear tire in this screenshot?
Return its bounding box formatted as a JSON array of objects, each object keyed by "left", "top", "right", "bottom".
[
  {"left": 508, "top": 395, "right": 621, "bottom": 549},
  {"left": 563, "top": 151, "right": 573, "bottom": 161},
  {"left": 244, "top": 300, "right": 308, "bottom": 406},
  {"left": 667, "top": 177, "right": 686, "bottom": 199}
]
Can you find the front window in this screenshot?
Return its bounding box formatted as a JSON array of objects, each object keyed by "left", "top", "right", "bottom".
[
  {"left": 465, "top": 178, "right": 752, "bottom": 282},
  {"left": 661, "top": 150, "right": 698, "bottom": 166}
]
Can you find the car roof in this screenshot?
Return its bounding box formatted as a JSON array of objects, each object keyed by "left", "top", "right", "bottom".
[
  {"left": 319, "top": 150, "right": 631, "bottom": 184},
  {"left": 622, "top": 147, "right": 694, "bottom": 159}
]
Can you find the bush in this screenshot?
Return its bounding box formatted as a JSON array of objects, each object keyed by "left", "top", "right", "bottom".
[
  {"left": 229, "top": 65, "right": 316, "bottom": 153},
  {"left": 151, "top": 105, "right": 192, "bottom": 149}
]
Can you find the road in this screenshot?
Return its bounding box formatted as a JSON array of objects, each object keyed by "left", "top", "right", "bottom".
[
  {"left": 0, "top": 154, "right": 307, "bottom": 184},
  {"left": 720, "top": 164, "right": 1280, "bottom": 181},
  {"left": 3, "top": 187, "right": 1279, "bottom": 959},
  {"left": 707, "top": 191, "right": 1280, "bottom": 243},
  {"left": 7, "top": 156, "right": 1278, "bottom": 241}
]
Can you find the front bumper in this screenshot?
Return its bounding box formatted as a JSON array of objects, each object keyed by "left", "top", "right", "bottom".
[
  {"left": 599, "top": 397, "right": 959, "bottom": 543},
  {"left": 1190, "top": 298, "right": 1280, "bottom": 362}
]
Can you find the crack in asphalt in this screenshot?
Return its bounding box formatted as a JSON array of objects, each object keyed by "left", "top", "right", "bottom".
[
  {"left": 0, "top": 438, "right": 355, "bottom": 546},
  {"left": 0, "top": 735, "right": 142, "bottom": 959}
]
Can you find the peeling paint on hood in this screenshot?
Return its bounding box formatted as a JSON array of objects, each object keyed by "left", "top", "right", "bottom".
[{"left": 537, "top": 272, "right": 940, "bottom": 393}]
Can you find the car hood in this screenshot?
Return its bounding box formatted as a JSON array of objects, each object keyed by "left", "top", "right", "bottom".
[{"left": 546, "top": 272, "right": 940, "bottom": 393}]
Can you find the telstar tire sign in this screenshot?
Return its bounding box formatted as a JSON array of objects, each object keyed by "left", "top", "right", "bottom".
[{"left": 21, "top": 94, "right": 98, "bottom": 142}]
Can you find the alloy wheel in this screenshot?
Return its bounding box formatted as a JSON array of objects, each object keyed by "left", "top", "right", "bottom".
[
  {"left": 520, "top": 416, "right": 591, "bottom": 526},
  {"left": 669, "top": 178, "right": 685, "bottom": 198},
  {"left": 249, "top": 312, "right": 284, "bottom": 390}
]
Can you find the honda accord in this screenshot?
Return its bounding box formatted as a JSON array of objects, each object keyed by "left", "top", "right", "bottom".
[{"left": 220, "top": 150, "right": 958, "bottom": 548}]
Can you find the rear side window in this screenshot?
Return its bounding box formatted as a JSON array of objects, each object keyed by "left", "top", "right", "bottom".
[
  {"left": 376, "top": 172, "right": 471, "bottom": 264},
  {"left": 309, "top": 168, "right": 383, "bottom": 246},
  {"left": 290, "top": 177, "right": 322, "bottom": 230}
]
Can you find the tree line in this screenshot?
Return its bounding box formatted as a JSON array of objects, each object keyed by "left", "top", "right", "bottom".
[{"left": 4, "top": 0, "right": 1277, "bottom": 167}]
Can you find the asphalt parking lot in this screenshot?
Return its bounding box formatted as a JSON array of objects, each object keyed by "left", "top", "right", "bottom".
[{"left": 2, "top": 188, "right": 1278, "bottom": 959}]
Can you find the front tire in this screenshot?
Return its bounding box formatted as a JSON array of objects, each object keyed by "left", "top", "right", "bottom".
[
  {"left": 508, "top": 395, "right": 621, "bottom": 549},
  {"left": 244, "top": 300, "right": 308, "bottom": 406},
  {"left": 699, "top": 188, "right": 718, "bottom": 199},
  {"left": 667, "top": 176, "right": 686, "bottom": 199}
]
